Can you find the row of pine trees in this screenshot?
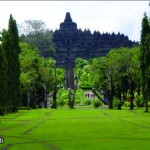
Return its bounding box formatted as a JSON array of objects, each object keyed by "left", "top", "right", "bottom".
[{"left": 0, "top": 15, "right": 20, "bottom": 115}]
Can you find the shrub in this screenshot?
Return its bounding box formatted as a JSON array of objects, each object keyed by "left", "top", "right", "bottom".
[
  {"left": 93, "top": 99, "right": 102, "bottom": 108},
  {"left": 84, "top": 99, "right": 92, "bottom": 106},
  {"left": 134, "top": 96, "right": 145, "bottom": 107},
  {"left": 148, "top": 102, "right": 150, "bottom": 107},
  {"left": 57, "top": 98, "right": 66, "bottom": 107},
  {"left": 57, "top": 89, "right": 68, "bottom": 102},
  {"left": 75, "top": 99, "right": 81, "bottom": 105},
  {"left": 57, "top": 89, "right": 86, "bottom": 106},
  {"left": 133, "top": 101, "right": 137, "bottom": 107},
  {"left": 124, "top": 101, "right": 130, "bottom": 107},
  {"left": 50, "top": 100, "right": 58, "bottom": 107},
  {"left": 113, "top": 98, "right": 121, "bottom": 109},
  {"left": 75, "top": 89, "right": 87, "bottom": 104}
]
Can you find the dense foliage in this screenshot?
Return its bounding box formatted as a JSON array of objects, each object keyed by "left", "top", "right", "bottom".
[
  {"left": 0, "top": 45, "right": 8, "bottom": 115},
  {"left": 19, "top": 42, "right": 56, "bottom": 108},
  {"left": 19, "top": 20, "right": 54, "bottom": 57},
  {"left": 0, "top": 15, "right": 21, "bottom": 114},
  {"left": 140, "top": 13, "right": 150, "bottom": 112},
  {"left": 0, "top": 11, "right": 149, "bottom": 115},
  {"left": 56, "top": 88, "right": 86, "bottom": 107},
  {"left": 89, "top": 46, "right": 141, "bottom": 109}
]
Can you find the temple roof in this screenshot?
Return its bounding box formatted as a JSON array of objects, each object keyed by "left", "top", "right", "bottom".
[
  {"left": 64, "top": 12, "right": 72, "bottom": 22},
  {"left": 60, "top": 12, "right": 77, "bottom": 31}
]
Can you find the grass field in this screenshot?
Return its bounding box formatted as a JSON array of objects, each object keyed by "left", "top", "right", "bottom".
[{"left": 0, "top": 107, "right": 150, "bottom": 150}]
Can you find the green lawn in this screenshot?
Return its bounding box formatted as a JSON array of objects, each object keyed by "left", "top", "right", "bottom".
[{"left": 0, "top": 107, "right": 150, "bottom": 150}]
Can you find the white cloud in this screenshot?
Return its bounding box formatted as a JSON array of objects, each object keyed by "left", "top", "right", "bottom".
[{"left": 0, "top": 1, "right": 149, "bottom": 42}]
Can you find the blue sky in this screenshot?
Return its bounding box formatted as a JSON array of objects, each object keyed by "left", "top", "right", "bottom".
[{"left": 0, "top": 1, "right": 149, "bottom": 42}]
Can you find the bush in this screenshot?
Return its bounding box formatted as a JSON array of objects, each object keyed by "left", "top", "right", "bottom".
[
  {"left": 75, "top": 89, "right": 87, "bottom": 104},
  {"left": 57, "top": 98, "right": 66, "bottom": 107},
  {"left": 57, "top": 89, "right": 86, "bottom": 106},
  {"left": 75, "top": 99, "right": 81, "bottom": 105},
  {"left": 0, "top": 106, "right": 5, "bottom": 116},
  {"left": 57, "top": 89, "right": 68, "bottom": 102},
  {"left": 93, "top": 99, "right": 102, "bottom": 108},
  {"left": 84, "top": 99, "right": 92, "bottom": 106},
  {"left": 148, "top": 102, "right": 150, "bottom": 107},
  {"left": 124, "top": 101, "right": 130, "bottom": 107},
  {"left": 133, "top": 101, "right": 137, "bottom": 107},
  {"left": 134, "top": 96, "right": 145, "bottom": 107},
  {"left": 113, "top": 98, "right": 121, "bottom": 109}
]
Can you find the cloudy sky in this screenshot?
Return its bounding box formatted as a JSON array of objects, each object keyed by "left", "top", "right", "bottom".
[{"left": 0, "top": 1, "right": 149, "bottom": 42}]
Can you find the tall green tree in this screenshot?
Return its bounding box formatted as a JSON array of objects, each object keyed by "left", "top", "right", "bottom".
[
  {"left": 19, "top": 42, "right": 57, "bottom": 108},
  {"left": 9, "top": 14, "right": 21, "bottom": 112},
  {"left": 90, "top": 47, "right": 140, "bottom": 110},
  {"left": 0, "top": 45, "right": 8, "bottom": 115},
  {"left": 38, "top": 57, "right": 55, "bottom": 108},
  {"left": 2, "top": 14, "right": 21, "bottom": 112},
  {"left": 140, "top": 13, "right": 150, "bottom": 112},
  {"left": 76, "top": 58, "right": 92, "bottom": 89},
  {"left": 19, "top": 42, "right": 39, "bottom": 107}
]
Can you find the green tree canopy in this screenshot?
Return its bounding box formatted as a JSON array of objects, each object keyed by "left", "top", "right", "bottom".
[
  {"left": 1, "top": 14, "right": 21, "bottom": 113},
  {"left": 0, "top": 45, "right": 8, "bottom": 115},
  {"left": 140, "top": 12, "right": 150, "bottom": 112}
]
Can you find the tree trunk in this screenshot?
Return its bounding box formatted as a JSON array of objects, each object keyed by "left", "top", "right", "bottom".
[
  {"left": 108, "top": 71, "right": 114, "bottom": 109},
  {"left": 43, "top": 84, "right": 48, "bottom": 108},
  {"left": 145, "top": 100, "right": 148, "bottom": 112},
  {"left": 108, "top": 94, "right": 113, "bottom": 109},
  {"left": 27, "top": 89, "right": 30, "bottom": 107},
  {"left": 145, "top": 74, "right": 149, "bottom": 112},
  {"left": 52, "top": 67, "right": 57, "bottom": 109},
  {"left": 129, "top": 77, "right": 134, "bottom": 110},
  {"left": 68, "top": 89, "right": 73, "bottom": 109},
  {"left": 117, "top": 90, "right": 122, "bottom": 110},
  {"left": 44, "top": 91, "right": 47, "bottom": 108},
  {"left": 52, "top": 91, "right": 57, "bottom": 109},
  {"left": 68, "top": 70, "right": 81, "bottom": 109}
]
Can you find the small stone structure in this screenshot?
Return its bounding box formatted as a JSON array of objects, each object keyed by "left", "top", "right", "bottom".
[{"left": 84, "top": 92, "right": 95, "bottom": 99}]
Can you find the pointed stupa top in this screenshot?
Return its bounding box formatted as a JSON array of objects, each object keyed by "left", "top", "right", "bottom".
[
  {"left": 60, "top": 12, "right": 77, "bottom": 31},
  {"left": 64, "top": 12, "right": 72, "bottom": 22}
]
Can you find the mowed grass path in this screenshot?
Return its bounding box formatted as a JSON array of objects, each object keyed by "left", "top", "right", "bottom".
[{"left": 0, "top": 107, "right": 150, "bottom": 150}]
